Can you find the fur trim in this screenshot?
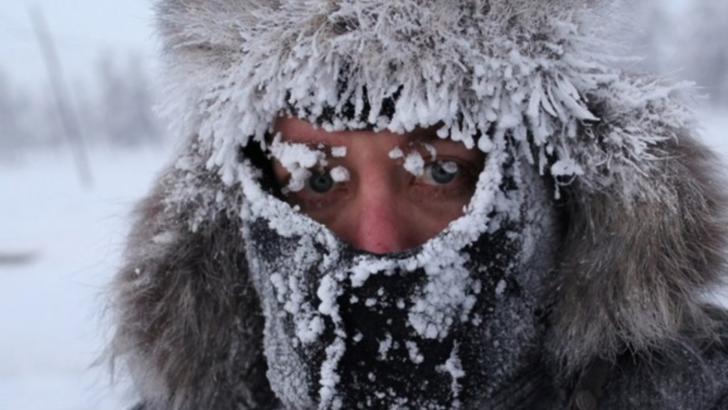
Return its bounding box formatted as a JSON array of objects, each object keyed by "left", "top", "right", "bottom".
[
  {"left": 154, "top": 0, "right": 689, "bottom": 199},
  {"left": 547, "top": 131, "right": 728, "bottom": 375},
  {"left": 108, "top": 165, "right": 278, "bottom": 409}
]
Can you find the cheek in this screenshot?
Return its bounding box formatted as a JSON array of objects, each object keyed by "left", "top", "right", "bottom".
[{"left": 407, "top": 196, "right": 468, "bottom": 237}]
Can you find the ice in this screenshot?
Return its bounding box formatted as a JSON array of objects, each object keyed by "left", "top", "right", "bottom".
[
  {"left": 436, "top": 343, "right": 465, "bottom": 407},
  {"left": 331, "top": 146, "right": 347, "bottom": 158},
  {"left": 270, "top": 135, "right": 327, "bottom": 192},
  {"left": 0, "top": 145, "right": 171, "bottom": 410},
  {"left": 388, "top": 147, "right": 404, "bottom": 159},
  {"left": 405, "top": 341, "right": 424, "bottom": 364},
  {"left": 330, "top": 166, "right": 350, "bottom": 183},
  {"left": 403, "top": 151, "right": 425, "bottom": 176},
  {"left": 377, "top": 333, "right": 393, "bottom": 360}
]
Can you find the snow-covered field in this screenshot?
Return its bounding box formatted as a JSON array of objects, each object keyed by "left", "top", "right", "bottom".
[
  {"left": 0, "top": 144, "right": 173, "bottom": 410},
  {"left": 0, "top": 110, "right": 726, "bottom": 410}
]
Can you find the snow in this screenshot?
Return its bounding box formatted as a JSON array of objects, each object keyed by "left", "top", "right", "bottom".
[
  {"left": 270, "top": 135, "right": 327, "bottom": 193},
  {"left": 388, "top": 147, "right": 404, "bottom": 159},
  {"left": 0, "top": 145, "right": 171, "bottom": 410},
  {"left": 403, "top": 151, "right": 425, "bottom": 176},
  {"left": 1, "top": 110, "right": 726, "bottom": 410},
  {"left": 329, "top": 166, "right": 350, "bottom": 183},
  {"left": 331, "top": 146, "right": 347, "bottom": 158}
]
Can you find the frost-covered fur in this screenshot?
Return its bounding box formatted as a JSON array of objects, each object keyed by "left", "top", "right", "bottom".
[{"left": 109, "top": 0, "right": 728, "bottom": 408}]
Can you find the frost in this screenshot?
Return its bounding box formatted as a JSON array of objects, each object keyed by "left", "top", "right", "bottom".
[
  {"left": 331, "top": 146, "right": 347, "bottom": 158},
  {"left": 495, "top": 279, "right": 507, "bottom": 296},
  {"left": 330, "top": 166, "right": 350, "bottom": 183},
  {"left": 551, "top": 158, "right": 585, "bottom": 177},
  {"left": 270, "top": 135, "right": 327, "bottom": 192},
  {"left": 269, "top": 273, "right": 287, "bottom": 303},
  {"left": 405, "top": 341, "right": 424, "bottom": 364},
  {"left": 296, "top": 316, "right": 325, "bottom": 344},
  {"left": 377, "top": 333, "right": 393, "bottom": 360},
  {"left": 423, "top": 143, "right": 437, "bottom": 160},
  {"left": 403, "top": 151, "right": 425, "bottom": 176},
  {"left": 319, "top": 337, "right": 346, "bottom": 410},
  {"left": 407, "top": 246, "right": 479, "bottom": 340},
  {"left": 151, "top": 231, "right": 175, "bottom": 245},
  {"left": 388, "top": 147, "right": 404, "bottom": 159},
  {"left": 437, "top": 343, "right": 465, "bottom": 408},
  {"left": 317, "top": 275, "right": 341, "bottom": 317}
]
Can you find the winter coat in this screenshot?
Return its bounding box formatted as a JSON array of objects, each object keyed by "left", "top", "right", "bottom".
[{"left": 109, "top": 1, "right": 728, "bottom": 409}]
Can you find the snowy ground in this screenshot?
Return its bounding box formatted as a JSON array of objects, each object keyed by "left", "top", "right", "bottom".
[
  {"left": 0, "top": 144, "right": 174, "bottom": 410},
  {"left": 0, "top": 110, "right": 726, "bottom": 410}
]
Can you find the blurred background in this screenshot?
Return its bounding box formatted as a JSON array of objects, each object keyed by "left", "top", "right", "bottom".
[{"left": 0, "top": 1, "right": 727, "bottom": 409}]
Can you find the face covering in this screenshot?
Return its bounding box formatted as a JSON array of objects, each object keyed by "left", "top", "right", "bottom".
[{"left": 237, "top": 132, "right": 563, "bottom": 409}]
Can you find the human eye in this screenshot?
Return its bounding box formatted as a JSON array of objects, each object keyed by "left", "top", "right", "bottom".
[
  {"left": 306, "top": 169, "right": 336, "bottom": 193},
  {"left": 420, "top": 160, "right": 462, "bottom": 186},
  {"left": 285, "top": 166, "right": 351, "bottom": 211},
  {"left": 412, "top": 158, "right": 479, "bottom": 200}
]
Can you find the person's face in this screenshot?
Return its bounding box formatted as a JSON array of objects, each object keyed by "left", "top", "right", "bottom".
[{"left": 272, "top": 117, "right": 484, "bottom": 254}]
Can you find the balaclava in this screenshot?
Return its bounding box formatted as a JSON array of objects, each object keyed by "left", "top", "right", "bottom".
[
  {"left": 238, "top": 120, "right": 562, "bottom": 408},
  {"left": 112, "top": 1, "right": 728, "bottom": 409}
]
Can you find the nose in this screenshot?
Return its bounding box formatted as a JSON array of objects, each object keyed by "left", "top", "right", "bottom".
[{"left": 348, "top": 183, "right": 413, "bottom": 255}]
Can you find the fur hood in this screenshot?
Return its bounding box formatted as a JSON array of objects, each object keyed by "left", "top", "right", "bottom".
[{"left": 110, "top": 0, "right": 728, "bottom": 408}]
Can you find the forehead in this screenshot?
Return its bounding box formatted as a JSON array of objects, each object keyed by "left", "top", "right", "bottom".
[{"left": 273, "top": 117, "right": 469, "bottom": 152}]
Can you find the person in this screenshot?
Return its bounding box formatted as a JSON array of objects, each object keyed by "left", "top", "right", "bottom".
[{"left": 109, "top": 1, "right": 728, "bottom": 409}]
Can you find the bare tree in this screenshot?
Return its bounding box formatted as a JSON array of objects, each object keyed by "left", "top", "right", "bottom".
[{"left": 30, "top": 7, "right": 94, "bottom": 187}]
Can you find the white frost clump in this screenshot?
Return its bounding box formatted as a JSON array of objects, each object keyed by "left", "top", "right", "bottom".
[
  {"left": 437, "top": 343, "right": 465, "bottom": 408},
  {"left": 316, "top": 274, "right": 347, "bottom": 409},
  {"left": 378, "top": 333, "right": 393, "bottom": 360},
  {"left": 551, "top": 158, "right": 585, "bottom": 177},
  {"left": 269, "top": 135, "right": 327, "bottom": 192},
  {"left": 331, "top": 146, "right": 347, "bottom": 158},
  {"left": 319, "top": 337, "right": 346, "bottom": 410},
  {"left": 405, "top": 341, "right": 424, "bottom": 364},
  {"left": 330, "top": 166, "right": 350, "bottom": 183},
  {"left": 295, "top": 316, "right": 325, "bottom": 344},
  {"left": 388, "top": 147, "right": 404, "bottom": 159},
  {"left": 407, "top": 247, "right": 478, "bottom": 340},
  {"left": 495, "top": 279, "right": 507, "bottom": 296},
  {"left": 403, "top": 151, "right": 425, "bottom": 176},
  {"left": 423, "top": 143, "right": 437, "bottom": 160}
]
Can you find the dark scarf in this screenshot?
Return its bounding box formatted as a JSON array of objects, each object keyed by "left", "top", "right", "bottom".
[{"left": 239, "top": 152, "right": 564, "bottom": 409}]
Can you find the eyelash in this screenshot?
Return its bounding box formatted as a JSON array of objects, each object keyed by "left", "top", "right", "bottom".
[
  {"left": 413, "top": 160, "right": 478, "bottom": 195},
  {"left": 284, "top": 158, "right": 478, "bottom": 208}
]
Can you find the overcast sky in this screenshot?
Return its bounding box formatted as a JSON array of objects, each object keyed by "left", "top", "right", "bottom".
[
  {"left": 0, "top": 0, "right": 690, "bottom": 92},
  {"left": 0, "top": 0, "right": 157, "bottom": 91}
]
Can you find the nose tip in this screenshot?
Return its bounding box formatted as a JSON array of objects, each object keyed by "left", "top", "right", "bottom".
[{"left": 351, "top": 204, "right": 410, "bottom": 254}]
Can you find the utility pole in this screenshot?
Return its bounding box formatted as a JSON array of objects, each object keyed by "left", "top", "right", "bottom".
[{"left": 29, "top": 7, "right": 93, "bottom": 188}]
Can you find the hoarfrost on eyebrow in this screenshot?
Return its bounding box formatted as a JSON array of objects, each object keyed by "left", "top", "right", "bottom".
[
  {"left": 331, "top": 146, "right": 347, "bottom": 158},
  {"left": 269, "top": 134, "right": 327, "bottom": 192},
  {"left": 330, "top": 166, "right": 350, "bottom": 182},
  {"left": 403, "top": 151, "right": 425, "bottom": 176},
  {"left": 423, "top": 143, "right": 437, "bottom": 160},
  {"left": 388, "top": 147, "right": 404, "bottom": 159}
]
